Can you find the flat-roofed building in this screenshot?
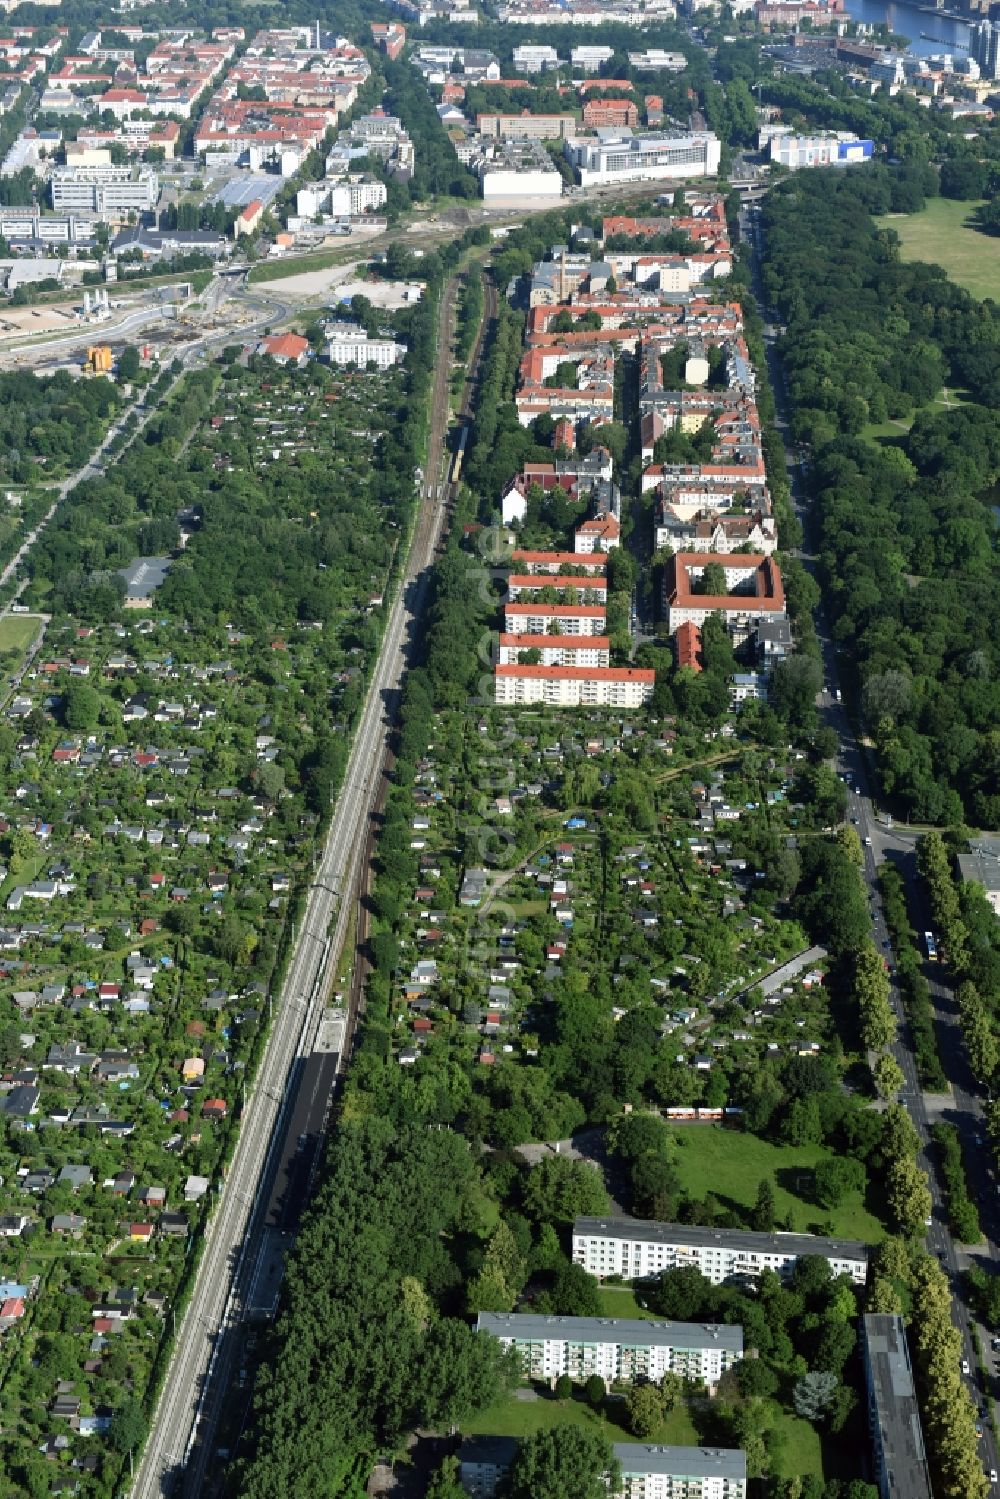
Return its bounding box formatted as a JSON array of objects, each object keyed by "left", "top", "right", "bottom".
[
  {"left": 861, "top": 1315, "right": 933, "bottom": 1499},
  {"left": 503, "top": 602, "right": 606, "bottom": 635},
  {"left": 458, "top": 1436, "right": 747, "bottom": 1498},
  {"left": 567, "top": 130, "right": 721, "bottom": 186},
  {"left": 478, "top": 1311, "right": 742, "bottom": 1388},
  {"left": 573, "top": 1216, "right": 869, "bottom": 1286},
  {"left": 495, "top": 664, "right": 654, "bottom": 708}
]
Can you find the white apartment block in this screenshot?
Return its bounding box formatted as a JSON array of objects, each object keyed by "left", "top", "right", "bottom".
[
  {"left": 571, "top": 44, "right": 615, "bottom": 72},
  {"left": 575, "top": 514, "right": 621, "bottom": 553},
  {"left": 498, "top": 633, "right": 611, "bottom": 667},
  {"left": 459, "top": 1438, "right": 747, "bottom": 1499},
  {"left": 494, "top": 664, "right": 654, "bottom": 708},
  {"left": 506, "top": 575, "right": 607, "bottom": 602},
  {"left": 512, "top": 44, "right": 561, "bottom": 73},
  {"left": 573, "top": 1217, "right": 869, "bottom": 1286},
  {"left": 325, "top": 326, "right": 406, "bottom": 368},
  {"left": 566, "top": 131, "right": 721, "bottom": 186},
  {"left": 503, "top": 603, "right": 606, "bottom": 635},
  {"left": 50, "top": 164, "right": 159, "bottom": 215},
  {"left": 510, "top": 550, "right": 606, "bottom": 576},
  {"left": 477, "top": 1311, "right": 742, "bottom": 1388}
]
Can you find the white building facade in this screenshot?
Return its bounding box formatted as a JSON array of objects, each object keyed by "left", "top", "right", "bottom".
[
  {"left": 573, "top": 1216, "right": 869, "bottom": 1286},
  {"left": 477, "top": 1312, "right": 742, "bottom": 1387},
  {"left": 566, "top": 131, "right": 721, "bottom": 186}
]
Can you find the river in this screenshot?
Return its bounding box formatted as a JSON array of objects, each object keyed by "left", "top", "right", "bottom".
[{"left": 843, "top": 0, "right": 972, "bottom": 58}]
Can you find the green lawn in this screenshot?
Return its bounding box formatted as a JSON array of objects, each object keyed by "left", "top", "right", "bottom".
[
  {"left": 0, "top": 612, "right": 41, "bottom": 654},
  {"left": 462, "top": 1389, "right": 700, "bottom": 1446},
  {"left": 860, "top": 388, "right": 967, "bottom": 446},
  {"left": 248, "top": 247, "right": 357, "bottom": 285},
  {"left": 666, "top": 1126, "right": 884, "bottom": 1242},
  {"left": 877, "top": 198, "right": 1000, "bottom": 302}
]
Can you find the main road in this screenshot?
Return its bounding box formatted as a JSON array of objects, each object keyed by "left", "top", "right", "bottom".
[
  {"left": 742, "top": 196, "right": 1000, "bottom": 1485},
  {"left": 129, "top": 267, "right": 479, "bottom": 1499}
]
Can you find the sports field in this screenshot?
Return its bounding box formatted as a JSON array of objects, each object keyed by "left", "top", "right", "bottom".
[{"left": 877, "top": 198, "right": 1000, "bottom": 302}]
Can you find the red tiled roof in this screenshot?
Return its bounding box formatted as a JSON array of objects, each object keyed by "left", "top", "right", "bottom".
[{"left": 496, "top": 665, "right": 654, "bottom": 682}]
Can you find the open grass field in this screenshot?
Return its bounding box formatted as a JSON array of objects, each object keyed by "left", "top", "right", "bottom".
[
  {"left": 877, "top": 198, "right": 1000, "bottom": 302},
  {"left": 666, "top": 1126, "right": 884, "bottom": 1242},
  {"left": 860, "top": 387, "right": 967, "bottom": 447},
  {"left": 461, "top": 1388, "right": 701, "bottom": 1447},
  {"left": 0, "top": 613, "right": 41, "bottom": 655},
  {"left": 462, "top": 1386, "right": 835, "bottom": 1482}
]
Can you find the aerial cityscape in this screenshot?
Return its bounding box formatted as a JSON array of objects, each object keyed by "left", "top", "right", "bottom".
[{"left": 0, "top": 0, "right": 999, "bottom": 1497}]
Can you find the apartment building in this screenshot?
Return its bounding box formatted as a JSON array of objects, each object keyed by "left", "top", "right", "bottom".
[
  {"left": 49, "top": 163, "right": 159, "bottom": 215},
  {"left": 575, "top": 513, "right": 621, "bottom": 552},
  {"left": 458, "top": 1437, "right": 747, "bottom": 1499},
  {"left": 567, "top": 131, "right": 721, "bottom": 185},
  {"left": 510, "top": 549, "right": 606, "bottom": 576},
  {"left": 477, "top": 1311, "right": 743, "bottom": 1388},
  {"left": 494, "top": 664, "right": 654, "bottom": 708},
  {"left": 861, "top": 1316, "right": 933, "bottom": 1499},
  {"left": 325, "top": 325, "right": 407, "bottom": 368},
  {"left": 664, "top": 553, "right": 785, "bottom": 638},
  {"left": 497, "top": 633, "right": 611, "bottom": 667},
  {"left": 573, "top": 1217, "right": 869, "bottom": 1286},
  {"left": 477, "top": 140, "right": 565, "bottom": 202},
  {"left": 503, "top": 602, "right": 606, "bottom": 635},
  {"left": 506, "top": 574, "right": 607, "bottom": 602},
  {"left": 654, "top": 508, "right": 777, "bottom": 557},
  {"left": 512, "top": 43, "right": 561, "bottom": 72}
]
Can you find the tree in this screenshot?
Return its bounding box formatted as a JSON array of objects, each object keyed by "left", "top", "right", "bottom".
[
  {"left": 522, "top": 1156, "right": 609, "bottom": 1225},
  {"left": 813, "top": 1157, "right": 866, "bottom": 1210},
  {"left": 751, "top": 1178, "right": 776, "bottom": 1232},
  {"left": 118, "top": 345, "right": 141, "bottom": 381},
  {"left": 696, "top": 560, "right": 727, "bottom": 596},
  {"left": 550, "top": 1262, "right": 600, "bottom": 1317},
  {"left": 503, "top": 1425, "right": 618, "bottom": 1499},
  {"left": 872, "top": 1053, "right": 904, "bottom": 1101},
  {"left": 554, "top": 1373, "right": 573, "bottom": 1401},
  {"left": 426, "top": 1456, "right": 469, "bottom": 1499},
  {"left": 584, "top": 1374, "right": 606, "bottom": 1407},
  {"left": 793, "top": 1370, "right": 839, "bottom": 1422},
  {"left": 63, "top": 679, "right": 101, "bottom": 731},
  {"left": 626, "top": 1382, "right": 664, "bottom": 1438},
  {"left": 108, "top": 1399, "right": 145, "bottom": 1455},
  {"left": 886, "top": 1155, "right": 932, "bottom": 1233}
]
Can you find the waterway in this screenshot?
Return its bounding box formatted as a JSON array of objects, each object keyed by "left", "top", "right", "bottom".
[{"left": 843, "top": 0, "right": 972, "bottom": 58}]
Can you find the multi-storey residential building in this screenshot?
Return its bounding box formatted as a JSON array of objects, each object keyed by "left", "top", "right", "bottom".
[
  {"left": 654, "top": 508, "right": 777, "bottom": 557},
  {"left": 497, "top": 633, "right": 611, "bottom": 666},
  {"left": 506, "top": 574, "right": 607, "bottom": 603},
  {"left": 510, "top": 549, "right": 606, "bottom": 576},
  {"left": 324, "top": 325, "right": 407, "bottom": 368},
  {"left": 573, "top": 1216, "right": 869, "bottom": 1286},
  {"left": 861, "top": 1316, "right": 934, "bottom": 1499},
  {"left": 664, "top": 553, "right": 785, "bottom": 639},
  {"left": 458, "top": 1437, "right": 747, "bottom": 1499},
  {"left": 575, "top": 514, "right": 621, "bottom": 552},
  {"left": 566, "top": 130, "right": 721, "bottom": 185},
  {"left": 503, "top": 602, "right": 606, "bottom": 635},
  {"left": 477, "top": 1311, "right": 743, "bottom": 1388},
  {"left": 494, "top": 664, "right": 654, "bottom": 707},
  {"left": 512, "top": 43, "right": 561, "bottom": 72}
]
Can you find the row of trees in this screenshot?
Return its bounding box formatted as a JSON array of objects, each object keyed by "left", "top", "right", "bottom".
[
  {"left": 877, "top": 865, "right": 947, "bottom": 1090},
  {"left": 930, "top": 1122, "right": 982, "bottom": 1245},
  {"left": 918, "top": 832, "right": 1000, "bottom": 1096}
]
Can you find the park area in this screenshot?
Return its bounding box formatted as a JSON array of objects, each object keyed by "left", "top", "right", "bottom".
[
  {"left": 665, "top": 1125, "right": 884, "bottom": 1243},
  {"left": 878, "top": 197, "right": 1000, "bottom": 302}
]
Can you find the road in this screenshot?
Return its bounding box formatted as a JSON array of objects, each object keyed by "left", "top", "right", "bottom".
[
  {"left": 742, "top": 197, "right": 1000, "bottom": 1484},
  {"left": 129, "top": 266, "right": 482, "bottom": 1499}
]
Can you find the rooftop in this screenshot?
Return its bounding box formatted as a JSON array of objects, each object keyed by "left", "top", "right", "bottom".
[
  {"left": 574, "top": 1215, "right": 869, "bottom": 1261},
  {"left": 862, "top": 1315, "right": 934, "bottom": 1499},
  {"left": 495, "top": 665, "right": 655, "bottom": 683},
  {"left": 477, "top": 1311, "right": 743, "bottom": 1352}
]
